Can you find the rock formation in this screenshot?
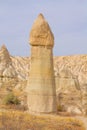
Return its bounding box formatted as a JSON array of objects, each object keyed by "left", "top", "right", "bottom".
[
  {"left": 55, "top": 69, "right": 82, "bottom": 114},
  {"left": 0, "top": 45, "right": 87, "bottom": 114},
  {"left": 0, "top": 45, "right": 30, "bottom": 81},
  {"left": 27, "top": 14, "right": 57, "bottom": 114},
  {"left": 0, "top": 45, "right": 17, "bottom": 78},
  {"left": 0, "top": 45, "right": 29, "bottom": 106},
  {"left": 54, "top": 56, "right": 87, "bottom": 114}
]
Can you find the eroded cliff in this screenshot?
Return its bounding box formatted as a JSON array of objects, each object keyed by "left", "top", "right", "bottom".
[{"left": 0, "top": 45, "right": 87, "bottom": 114}]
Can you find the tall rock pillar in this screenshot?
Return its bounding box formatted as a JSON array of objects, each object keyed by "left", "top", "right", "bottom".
[{"left": 28, "top": 14, "right": 57, "bottom": 114}]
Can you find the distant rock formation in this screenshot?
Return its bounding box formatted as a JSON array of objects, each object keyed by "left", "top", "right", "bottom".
[
  {"left": 55, "top": 69, "right": 82, "bottom": 114},
  {"left": 0, "top": 45, "right": 17, "bottom": 78},
  {"left": 27, "top": 14, "right": 57, "bottom": 114},
  {"left": 0, "top": 44, "right": 87, "bottom": 114},
  {"left": 0, "top": 45, "right": 30, "bottom": 81},
  {"left": 54, "top": 56, "right": 87, "bottom": 115}
]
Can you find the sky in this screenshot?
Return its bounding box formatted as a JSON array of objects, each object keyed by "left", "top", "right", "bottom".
[{"left": 0, "top": 0, "right": 87, "bottom": 56}]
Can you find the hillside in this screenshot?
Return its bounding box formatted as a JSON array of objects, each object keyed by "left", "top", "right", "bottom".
[{"left": 0, "top": 45, "right": 87, "bottom": 115}]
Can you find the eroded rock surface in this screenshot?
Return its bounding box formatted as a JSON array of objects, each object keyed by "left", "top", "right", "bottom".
[
  {"left": 28, "top": 14, "right": 57, "bottom": 114},
  {"left": 0, "top": 45, "right": 87, "bottom": 114},
  {"left": 55, "top": 69, "right": 82, "bottom": 114},
  {"left": 29, "top": 13, "right": 54, "bottom": 47}
]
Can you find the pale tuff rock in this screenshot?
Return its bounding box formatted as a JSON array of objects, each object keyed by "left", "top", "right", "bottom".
[
  {"left": 78, "top": 73, "right": 87, "bottom": 114},
  {"left": 56, "top": 69, "right": 82, "bottom": 114},
  {"left": 54, "top": 56, "right": 87, "bottom": 115},
  {"left": 0, "top": 45, "right": 28, "bottom": 106},
  {"left": 29, "top": 13, "right": 54, "bottom": 47},
  {"left": 58, "top": 69, "right": 73, "bottom": 78},
  {"left": 0, "top": 48, "right": 87, "bottom": 114},
  {"left": 28, "top": 14, "right": 57, "bottom": 114},
  {"left": 0, "top": 45, "right": 11, "bottom": 64},
  {"left": 11, "top": 56, "right": 30, "bottom": 80},
  {"left": 0, "top": 45, "right": 17, "bottom": 78},
  {"left": 0, "top": 45, "right": 30, "bottom": 80},
  {"left": 67, "top": 106, "right": 82, "bottom": 114},
  {"left": 0, "top": 43, "right": 87, "bottom": 115}
]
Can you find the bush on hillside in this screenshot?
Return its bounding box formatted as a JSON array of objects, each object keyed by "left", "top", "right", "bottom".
[{"left": 3, "top": 92, "right": 20, "bottom": 105}]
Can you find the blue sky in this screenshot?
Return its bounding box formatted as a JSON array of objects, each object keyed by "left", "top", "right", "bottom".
[{"left": 0, "top": 0, "right": 87, "bottom": 56}]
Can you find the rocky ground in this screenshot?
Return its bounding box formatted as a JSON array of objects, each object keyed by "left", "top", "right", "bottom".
[{"left": 76, "top": 116, "right": 87, "bottom": 130}]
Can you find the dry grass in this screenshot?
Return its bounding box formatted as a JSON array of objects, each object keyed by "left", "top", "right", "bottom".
[
  {"left": 0, "top": 110, "right": 85, "bottom": 130},
  {"left": 0, "top": 104, "right": 27, "bottom": 111}
]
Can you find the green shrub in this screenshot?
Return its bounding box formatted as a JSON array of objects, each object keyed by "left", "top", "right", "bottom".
[
  {"left": 3, "top": 92, "right": 20, "bottom": 105},
  {"left": 57, "top": 104, "right": 63, "bottom": 111}
]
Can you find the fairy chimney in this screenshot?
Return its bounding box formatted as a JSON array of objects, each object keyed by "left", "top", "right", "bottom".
[{"left": 28, "top": 13, "right": 57, "bottom": 114}]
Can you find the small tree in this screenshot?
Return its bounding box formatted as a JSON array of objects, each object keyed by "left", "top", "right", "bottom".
[{"left": 3, "top": 92, "right": 20, "bottom": 105}]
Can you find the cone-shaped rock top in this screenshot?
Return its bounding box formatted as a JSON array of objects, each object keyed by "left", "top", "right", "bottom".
[
  {"left": 29, "top": 13, "right": 54, "bottom": 47},
  {"left": 0, "top": 44, "right": 11, "bottom": 63}
]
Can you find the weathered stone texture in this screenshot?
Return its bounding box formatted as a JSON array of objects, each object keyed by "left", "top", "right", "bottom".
[
  {"left": 28, "top": 14, "right": 57, "bottom": 114},
  {"left": 55, "top": 69, "right": 82, "bottom": 114},
  {"left": 54, "top": 56, "right": 87, "bottom": 115},
  {"left": 28, "top": 46, "right": 57, "bottom": 113},
  {"left": 0, "top": 44, "right": 87, "bottom": 114},
  {"left": 29, "top": 14, "right": 54, "bottom": 47},
  {"left": 0, "top": 45, "right": 17, "bottom": 78}
]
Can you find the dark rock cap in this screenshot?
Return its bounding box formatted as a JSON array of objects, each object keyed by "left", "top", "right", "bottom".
[{"left": 29, "top": 13, "right": 54, "bottom": 47}]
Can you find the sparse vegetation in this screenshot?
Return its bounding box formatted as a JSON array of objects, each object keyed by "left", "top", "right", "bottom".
[
  {"left": 57, "top": 104, "right": 63, "bottom": 112},
  {"left": 0, "top": 110, "right": 85, "bottom": 130},
  {"left": 3, "top": 92, "right": 20, "bottom": 105}
]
